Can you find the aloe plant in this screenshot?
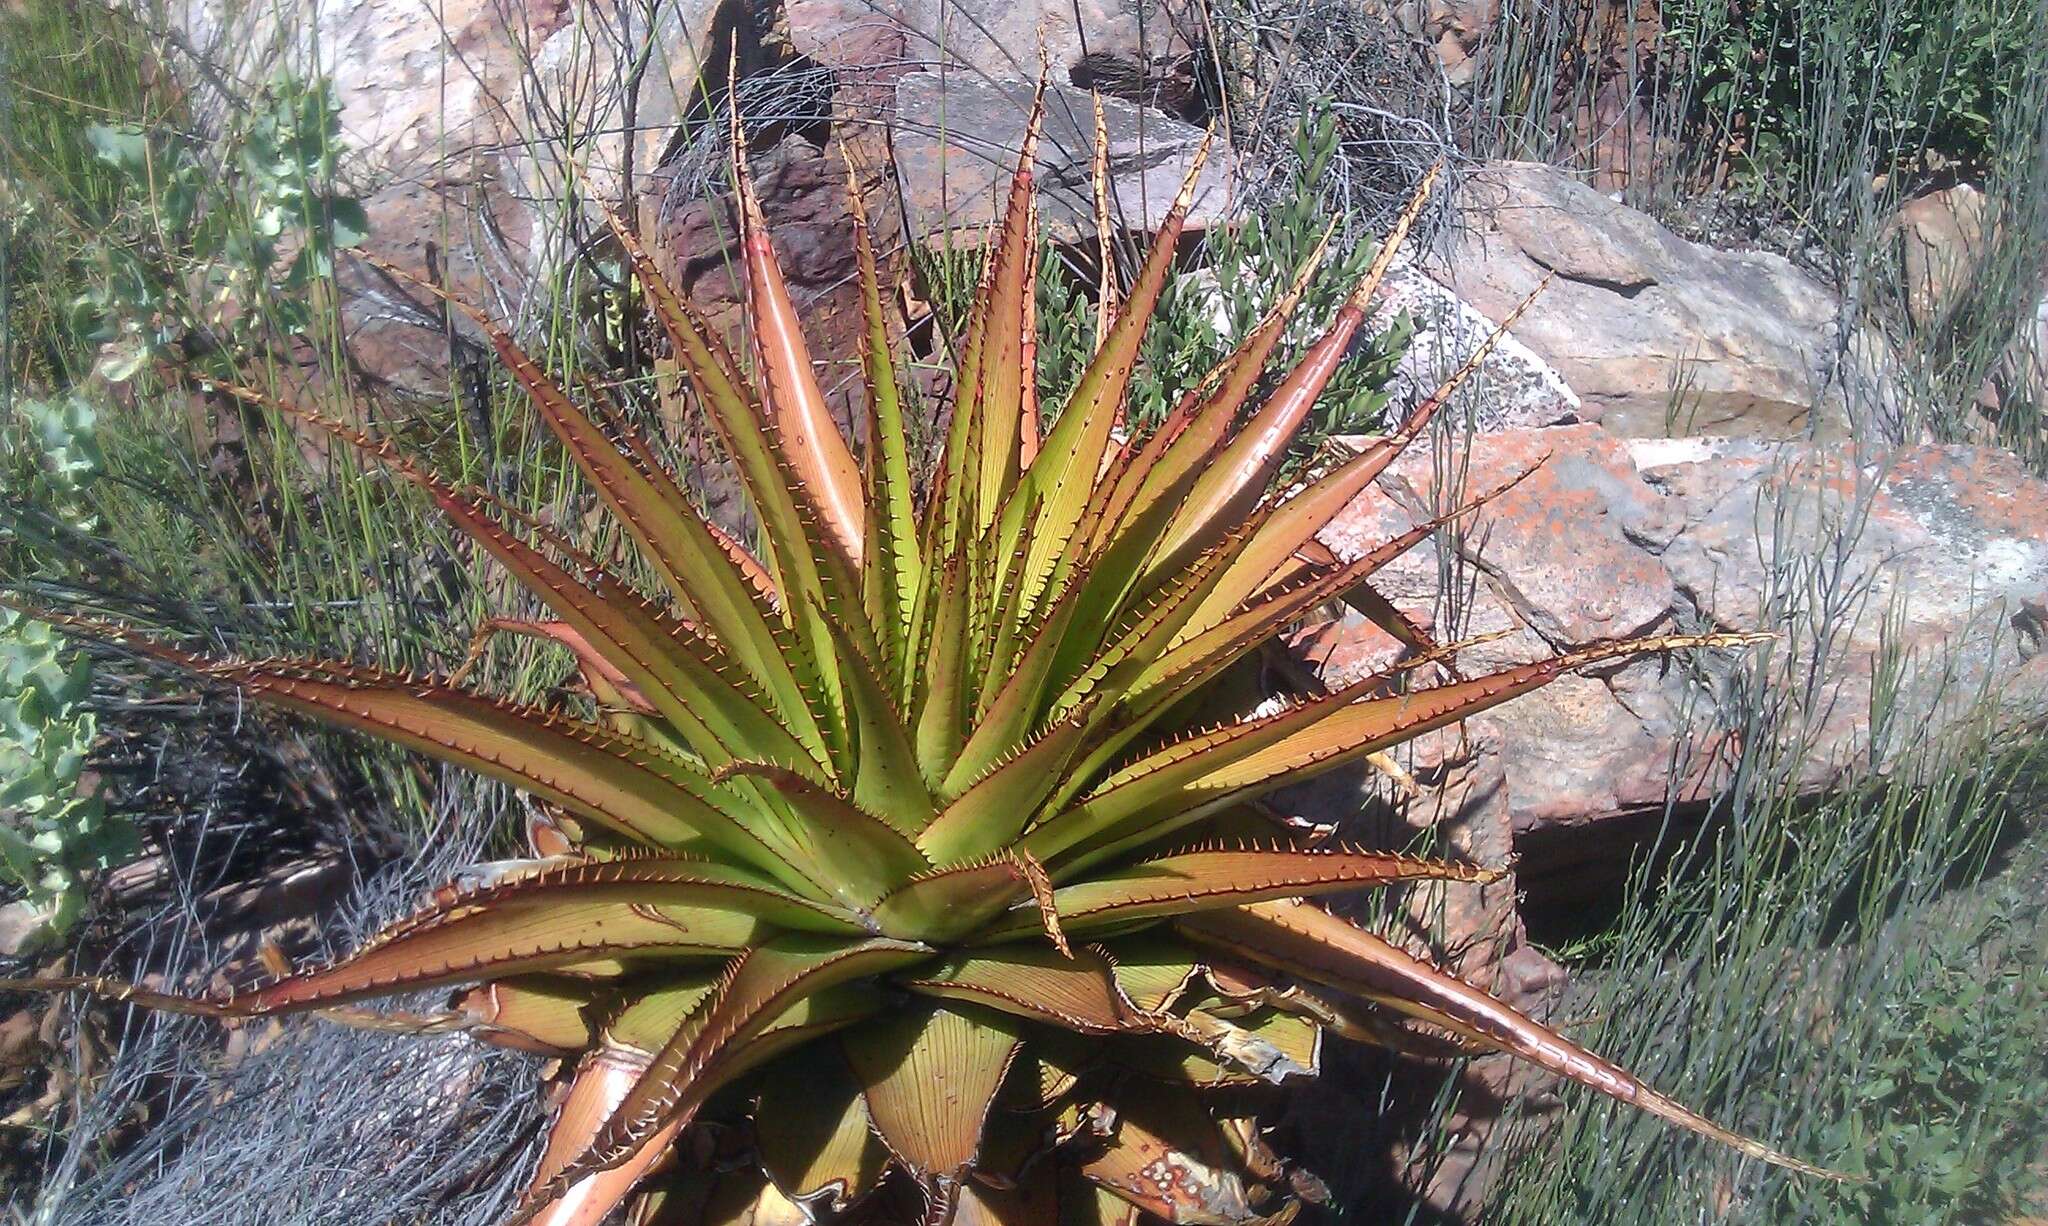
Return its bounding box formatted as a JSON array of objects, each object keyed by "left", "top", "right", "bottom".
[{"left": 1, "top": 98, "right": 1841, "bottom": 1225}]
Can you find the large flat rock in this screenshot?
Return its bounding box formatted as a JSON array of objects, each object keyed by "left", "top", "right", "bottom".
[
  {"left": 1300, "top": 426, "right": 2048, "bottom": 895},
  {"left": 891, "top": 73, "right": 1237, "bottom": 244},
  {"left": 1436, "top": 163, "right": 1907, "bottom": 440}
]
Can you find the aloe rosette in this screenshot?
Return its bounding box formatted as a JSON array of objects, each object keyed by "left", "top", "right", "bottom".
[{"left": 2, "top": 96, "right": 1840, "bottom": 1225}]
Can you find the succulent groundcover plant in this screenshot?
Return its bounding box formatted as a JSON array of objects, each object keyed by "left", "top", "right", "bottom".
[{"left": 4, "top": 99, "right": 1841, "bottom": 1225}]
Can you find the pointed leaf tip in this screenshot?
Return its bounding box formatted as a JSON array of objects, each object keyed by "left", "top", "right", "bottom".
[
  {"left": 732, "top": 113, "right": 868, "bottom": 567},
  {"left": 1181, "top": 900, "right": 1854, "bottom": 1183}
]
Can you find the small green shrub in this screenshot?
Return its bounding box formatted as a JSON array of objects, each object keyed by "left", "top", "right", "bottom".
[
  {"left": 1800, "top": 882, "right": 2048, "bottom": 1222},
  {"left": 1665, "top": 0, "right": 2039, "bottom": 187},
  {"left": 2, "top": 36, "right": 641, "bottom": 873},
  {"left": 1, "top": 382, "right": 132, "bottom": 946},
  {"left": 15, "top": 394, "right": 105, "bottom": 513},
  {"left": 73, "top": 72, "right": 367, "bottom": 382},
  {"left": 1133, "top": 112, "right": 1417, "bottom": 451},
  {"left": 0, "top": 0, "right": 156, "bottom": 389},
  {"left": 1490, "top": 725, "right": 2048, "bottom": 1223},
  {"left": 0, "top": 610, "right": 133, "bottom": 947}
]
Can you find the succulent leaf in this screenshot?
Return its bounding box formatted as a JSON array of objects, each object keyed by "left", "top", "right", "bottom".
[
  {"left": 1077, "top": 1088, "right": 1255, "bottom": 1224},
  {"left": 902, "top": 946, "right": 1150, "bottom": 1035},
  {"left": 983, "top": 845, "right": 1499, "bottom": 941},
  {"left": 454, "top": 977, "right": 600, "bottom": 1055},
  {"left": 236, "top": 859, "right": 854, "bottom": 1012},
  {"left": 844, "top": 150, "right": 923, "bottom": 671},
  {"left": 732, "top": 127, "right": 867, "bottom": 568},
  {"left": 756, "top": 1045, "right": 891, "bottom": 1213},
  {"left": 1177, "top": 900, "right": 1846, "bottom": 1180},
  {"left": 526, "top": 1048, "right": 688, "bottom": 1226},
  {"left": 843, "top": 1003, "right": 1024, "bottom": 1179}
]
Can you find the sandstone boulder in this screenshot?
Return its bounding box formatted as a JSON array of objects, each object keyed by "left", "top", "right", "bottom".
[
  {"left": 1885, "top": 183, "right": 2047, "bottom": 415},
  {"left": 889, "top": 0, "right": 1195, "bottom": 92},
  {"left": 522, "top": 0, "right": 736, "bottom": 208},
  {"left": 272, "top": 0, "right": 739, "bottom": 392},
  {"left": 1439, "top": 162, "right": 1906, "bottom": 439},
  {"left": 1387, "top": 0, "right": 1500, "bottom": 86},
  {"left": 1370, "top": 260, "right": 1581, "bottom": 432},
  {"left": 1282, "top": 422, "right": 2048, "bottom": 1214},
  {"left": 1893, "top": 183, "right": 1991, "bottom": 329},
  {"left": 891, "top": 72, "right": 1236, "bottom": 243},
  {"left": 1298, "top": 425, "right": 2048, "bottom": 908},
  {"left": 264, "top": 0, "right": 571, "bottom": 391}
]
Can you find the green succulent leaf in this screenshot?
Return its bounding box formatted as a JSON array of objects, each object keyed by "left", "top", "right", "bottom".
[
  {"left": 756, "top": 1045, "right": 891, "bottom": 1213},
  {"left": 844, "top": 1003, "right": 1024, "bottom": 1179},
  {"left": 983, "top": 844, "right": 1500, "bottom": 942},
  {"left": 903, "top": 946, "right": 1151, "bottom": 1035}
]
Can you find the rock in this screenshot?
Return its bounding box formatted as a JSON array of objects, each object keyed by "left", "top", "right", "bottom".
[
  {"left": 1549, "top": 0, "right": 1673, "bottom": 191},
  {"left": 266, "top": 0, "right": 738, "bottom": 393},
  {"left": 1893, "top": 184, "right": 1989, "bottom": 329},
  {"left": 1974, "top": 285, "right": 2048, "bottom": 418},
  {"left": 1068, "top": 49, "right": 1206, "bottom": 123},
  {"left": 307, "top": 0, "right": 572, "bottom": 388},
  {"left": 522, "top": 0, "right": 736, "bottom": 207},
  {"left": 652, "top": 130, "right": 879, "bottom": 381},
  {"left": 1313, "top": 426, "right": 1709, "bottom": 851},
  {"left": 888, "top": 0, "right": 1194, "bottom": 87},
  {"left": 277, "top": 0, "right": 1230, "bottom": 395},
  {"left": 1886, "top": 185, "right": 2048, "bottom": 415},
  {"left": 783, "top": 0, "right": 912, "bottom": 97},
  {"left": 1389, "top": 0, "right": 1500, "bottom": 86},
  {"left": 198, "top": 0, "right": 1228, "bottom": 400},
  {"left": 1322, "top": 425, "right": 1678, "bottom": 648},
  {"left": 1179, "top": 252, "right": 1580, "bottom": 437},
  {"left": 1651, "top": 437, "right": 2048, "bottom": 788},
  {"left": 1439, "top": 162, "right": 1906, "bottom": 439},
  {"left": 0, "top": 900, "right": 53, "bottom": 958},
  {"left": 1299, "top": 426, "right": 2048, "bottom": 903},
  {"left": 1369, "top": 1, "right": 1671, "bottom": 187},
  {"left": 1370, "top": 261, "right": 1581, "bottom": 432},
  {"left": 891, "top": 73, "right": 1237, "bottom": 244},
  {"left": 209, "top": 0, "right": 564, "bottom": 174},
  {"left": 1287, "top": 423, "right": 2048, "bottom": 1215},
  {"left": 163, "top": 0, "right": 562, "bottom": 391}
]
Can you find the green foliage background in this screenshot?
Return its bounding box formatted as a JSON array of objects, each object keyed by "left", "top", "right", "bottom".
[
  {"left": 1487, "top": 727, "right": 2048, "bottom": 1224},
  {"left": 1664, "top": 0, "right": 2040, "bottom": 184}
]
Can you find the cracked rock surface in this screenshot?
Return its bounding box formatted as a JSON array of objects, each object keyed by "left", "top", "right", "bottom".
[
  {"left": 1300, "top": 425, "right": 2048, "bottom": 908},
  {"left": 1434, "top": 162, "right": 1907, "bottom": 439}
]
